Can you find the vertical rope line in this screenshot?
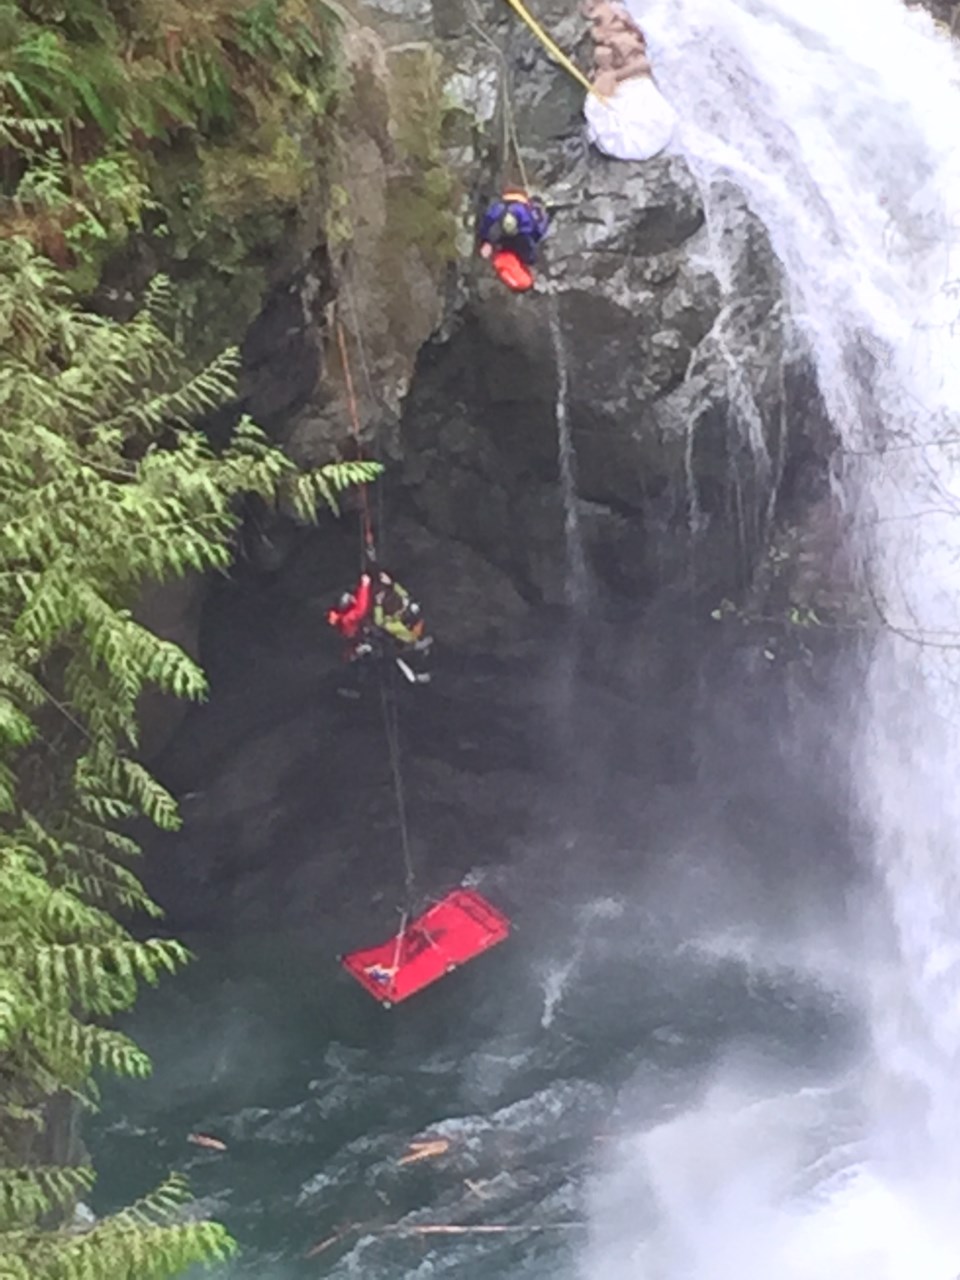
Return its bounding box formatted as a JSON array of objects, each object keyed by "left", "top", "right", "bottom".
[
  {"left": 341, "top": 276, "right": 388, "bottom": 559},
  {"left": 379, "top": 665, "right": 417, "bottom": 909},
  {"left": 335, "top": 313, "right": 375, "bottom": 560},
  {"left": 334, "top": 306, "right": 414, "bottom": 909},
  {"left": 466, "top": 8, "right": 531, "bottom": 192}
]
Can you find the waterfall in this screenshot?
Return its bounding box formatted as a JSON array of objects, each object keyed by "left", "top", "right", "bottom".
[
  {"left": 583, "top": 0, "right": 960, "bottom": 1272},
  {"left": 547, "top": 294, "right": 591, "bottom": 609}
]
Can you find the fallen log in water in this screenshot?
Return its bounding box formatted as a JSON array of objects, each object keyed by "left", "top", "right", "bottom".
[{"left": 306, "top": 1218, "right": 584, "bottom": 1258}]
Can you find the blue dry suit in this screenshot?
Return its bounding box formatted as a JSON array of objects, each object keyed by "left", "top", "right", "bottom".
[{"left": 477, "top": 195, "right": 550, "bottom": 265}]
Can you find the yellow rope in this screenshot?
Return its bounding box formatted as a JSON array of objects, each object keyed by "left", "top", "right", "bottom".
[{"left": 500, "top": 0, "right": 605, "bottom": 100}]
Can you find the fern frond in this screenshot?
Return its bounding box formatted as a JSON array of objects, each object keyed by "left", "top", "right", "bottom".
[
  {"left": 113, "top": 347, "right": 241, "bottom": 435},
  {"left": 0, "top": 1176, "right": 236, "bottom": 1277},
  {"left": 0, "top": 696, "right": 36, "bottom": 747},
  {"left": 0, "top": 1164, "right": 94, "bottom": 1231},
  {"left": 111, "top": 760, "right": 180, "bottom": 831},
  {"left": 0, "top": 971, "right": 32, "bottom": 1053},
  {"left": 57, "top": 1214, "right": 237, "bottom": 1279},
  {"left": 3, "top": 939, "right": 191, "bottom": 1017},
  {"left": 0, "top": 761, "right": 16, "bottom": 813},
  {"left": 282, "top": 459, "right": 382, "bottom": 520},
  {"left": 323, "top": 459, "right": 384, "bottom": 491},
  {"left": 0, "top": 110, "right": 59, "bottom": 149},
  {"left": 43, "top": 1019, "right": 152, "bottom": 1079}
]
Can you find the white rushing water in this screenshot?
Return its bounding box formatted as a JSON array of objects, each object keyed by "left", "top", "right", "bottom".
[
  {"left": 548, "top": 294, "right": 592, "bottom": 609},
  {"left": 585, "top": 0, "right": 960, "bottom": 1274}
]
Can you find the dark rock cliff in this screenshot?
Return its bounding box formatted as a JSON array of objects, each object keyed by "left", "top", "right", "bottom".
[
  {"left": 144, "top": 0, "right": 843, "bottom": 927},
  {"left": 229, "top": 0, "right": 837, "bottom": 641}
]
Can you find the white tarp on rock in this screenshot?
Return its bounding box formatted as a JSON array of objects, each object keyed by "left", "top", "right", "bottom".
[{"left": 584, "top": 76, "right": 677, "bottom": 161}]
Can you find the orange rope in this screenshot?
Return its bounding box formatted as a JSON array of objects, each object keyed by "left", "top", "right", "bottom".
[{"left": 335, "top": 313, "right": 375, "bottom": 559}]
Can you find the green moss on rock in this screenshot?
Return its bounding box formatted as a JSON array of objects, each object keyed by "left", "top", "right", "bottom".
[{"left": 384, "top": 43, "right": 460, "bottom": 270}]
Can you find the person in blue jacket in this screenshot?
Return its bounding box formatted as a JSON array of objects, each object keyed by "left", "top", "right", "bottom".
[{"left": 477, "top": 190, "right": 550, "bottom": 267}]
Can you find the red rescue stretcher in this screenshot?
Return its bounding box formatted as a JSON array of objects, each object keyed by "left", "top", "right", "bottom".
[{"left": 341, "top": 888, "right": 511, "bottom": 1006}]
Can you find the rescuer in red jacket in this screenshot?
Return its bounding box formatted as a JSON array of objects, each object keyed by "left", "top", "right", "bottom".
[
  {"left": 326, "top": 572, "right": 373, "bottom": 660},
  {"left": 328, "top": 568, "right": 432, "bottom": 686}
]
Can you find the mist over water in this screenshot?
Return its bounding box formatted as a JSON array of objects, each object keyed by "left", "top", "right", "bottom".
[{"left": 95, "top": 619, "right": 861, "bottom": 1279}]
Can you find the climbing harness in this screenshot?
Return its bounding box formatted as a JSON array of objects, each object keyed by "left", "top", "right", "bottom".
[{"left": 332, "top": 309, "right": 511, "bottom": 1006}]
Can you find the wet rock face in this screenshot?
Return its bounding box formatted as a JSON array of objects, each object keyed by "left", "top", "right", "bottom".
[
  {"left": 280, "top": 23, "right": 462, "bottom": 467},
  {"left": 230, "top": 0, "right": 837, "bottom": 633},
  {"left": 142, "top": 0, "right": 850, "bottom": 929},
  {"left": 396, "top": 0, "right": 818, "bottom": 612}
]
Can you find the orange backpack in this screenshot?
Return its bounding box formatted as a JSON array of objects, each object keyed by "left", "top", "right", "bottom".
[{"left": 492, "top": 249, "right": 534, "bottom": 292}]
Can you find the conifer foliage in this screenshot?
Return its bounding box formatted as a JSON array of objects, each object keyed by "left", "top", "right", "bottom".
[{"left": 0, "top": 236, "right": 379, "bottom": 1277}]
